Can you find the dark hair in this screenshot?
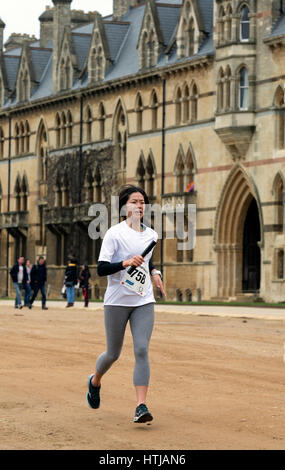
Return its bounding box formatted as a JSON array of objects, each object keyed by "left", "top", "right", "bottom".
[{"left": 118, "top": 185, "right": 149, "bottom": 216}]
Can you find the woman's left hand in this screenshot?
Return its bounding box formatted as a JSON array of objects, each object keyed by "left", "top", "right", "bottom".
[{"left": 152, "top": 274, "right": 165, "bottom": 297}]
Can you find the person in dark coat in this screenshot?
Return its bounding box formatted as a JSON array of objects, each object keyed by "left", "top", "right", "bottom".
[
  {"left": 24, "top": 259, "right": 33, "bottom": 307},
  {"left": 79, "top": 264, "right": 91, "bottom": 307},
  {"left": 64, "top": 258, "right": 78, "bottom": 308},
  {"left": 29, "top": 256, "right": 48, "bottom": 310},
  {"left": 10, "top": 256, "right": 28, "bottom": 309}
]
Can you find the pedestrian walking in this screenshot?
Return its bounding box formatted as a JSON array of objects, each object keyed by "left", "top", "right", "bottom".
[
  {"left": 10, "top": 256, "right": 28, "bottom": 309},
  {"left": 24, "top": 259, "right": 32, "bottom": 307},
  {"left": 79, "top": 264, "right": 91, "bottom": 307},
  {"left": 86, "top": 184, "right": 165, "bottom": 424},
  {"left": 64, "top": 258, "right": 78, "bottom": 308},
  {"left": 29, "top": 256, "right": 48, "bottom": 310}
]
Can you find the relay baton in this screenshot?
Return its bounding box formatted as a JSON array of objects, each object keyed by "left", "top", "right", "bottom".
[{"left": 127, "top": 240, "right": 157, "bottom": 275}]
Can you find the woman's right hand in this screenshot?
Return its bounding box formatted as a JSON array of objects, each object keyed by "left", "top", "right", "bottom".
[{"left": 122, "top": 255, "right": 144, "bottom": 269}]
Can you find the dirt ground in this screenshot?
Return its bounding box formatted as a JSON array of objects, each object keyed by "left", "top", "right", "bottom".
[{"left": 0, "top": 303, "right": 285, "bottom": 450}]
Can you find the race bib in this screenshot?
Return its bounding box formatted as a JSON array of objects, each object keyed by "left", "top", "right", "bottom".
[{"left": 121, "top": 262, "right": 150, "bottom": 297}]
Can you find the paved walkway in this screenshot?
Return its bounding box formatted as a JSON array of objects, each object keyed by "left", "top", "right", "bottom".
[{"left": 1, "top": 299, "right": 285, "bottom": 321}]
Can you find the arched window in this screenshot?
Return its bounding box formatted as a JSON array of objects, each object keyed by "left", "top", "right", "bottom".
[
  {"left": 15, "top": 123, "right": 20, "bottom": 156},
  {"left": 175, "top": 87, "right": 182, "bottom": 125},
  {"left": 275, "top": 86, "right": 285, "bottom": 150},
  {"left": 38, "top": 124, "right": 48, "bottom": 182},
  {"left": 225, "top": 66, "right": 232, "bottom": 110},
  {"left": 14, "top": 176, "right": 21, "bottom": 211},
  {"left": 61, "top": 112, "right": 67, "bottom": 146},
  {"left": 187, "top": 18, "right": 195, "bottom": 56},
  {"left": 141, "top": 31, "right": 148, "bottom": 69},
  {"left": 136, "top": 154, "right": 146, "bottom": 190},
  {"left": 140, "top": 13, "right": 159, "bottom": 70},
  {"left": 240, "top": 5, "right": 250, "bottom": 42},
  {"left": 25, "top": 121, "right": 30, "bottom": 153},
  {"left": 149, "top": 30, "right": 156, "bottom": 67},
  {"left": 20, "top": 121, "right": 25, "bottom": 154},
  {"left": 135, "top": 93, "right": 143, "bottom": 133},
  {"left": 175, "top": 150, "right": 185, "bottom": 193},
  {"left": 22, "top": 175, "right": 28, "bottom": 211},
  {"left": 55, "top": 113, "right": 61, "bottom": 148},
  {"left": 86, "top": 105, "right": 92, "bottom": 142},
  {"left": 60, "top": 58, "right": 65, "bottom": 90},
  {"left": 97, "top": 46, "right": 104, "bottom": 81},
  {"left": 67, "top": 110, "right": 73, "bottom": 145},
  {"left": 23, "top": 70, "right": 29, "bottom": 101},
  {"left": 94, "top": 165, "right": 103, "bottom": 203},
  {"left": 98, "top": 102, "right": 106, "bottom": 140},
  {"left": 146, "top": 153, "right": 155, "bottom": 198},
  {"left": 226, "top": 5, "right": 233, "bottom": 42},
  {"left": 115, "top": 104, "right": 127, "bottom": 172},
  {"left": 273, "top": 173, "right": 284, "bottom": 230},
  {"left": 217, "top": 68, "right": 224, "bottom": 112},
  {"left": 183, "top": 84, "right": 190, "bottom": 123},
  {"left": 0, "top": 127, "right": 4, "bottom": 159},
  {"left": 190, "top": 83, "right": 198, "bottom": 122},
  {"left": 150, "top": 90, "right": 158, "bottom": 130},
  {"left": 178, "top": 1, "right": 196, "bottom": 57},
  {"left": 239, "top": 67, "right": 249, "bottom": 110},
  {"left": 90, "top": 47, "right": 97, "bottom": 82}
]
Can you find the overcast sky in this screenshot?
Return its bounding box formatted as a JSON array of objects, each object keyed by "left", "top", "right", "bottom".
[{"left": 1, "top": 0, "right": 113, "bottom": 44}]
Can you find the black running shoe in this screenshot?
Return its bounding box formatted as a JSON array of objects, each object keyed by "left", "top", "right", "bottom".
[
  {"left": 134, "top": 404, "right": 153, "bottom": 423},
  {"left": 86, "top": 374, "right": 101, "bottom": 409}
]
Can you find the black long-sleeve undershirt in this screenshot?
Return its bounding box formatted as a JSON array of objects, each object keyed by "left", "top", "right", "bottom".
[{"left": 97, "top": 259, "right": 155, "bottom": 277}]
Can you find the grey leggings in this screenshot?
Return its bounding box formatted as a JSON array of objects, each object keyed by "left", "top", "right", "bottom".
[{"left": 96, "top": 303, "right": 154, "bottom": 386}]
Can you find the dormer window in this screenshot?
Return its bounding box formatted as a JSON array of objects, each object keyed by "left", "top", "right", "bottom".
[
  {"left": 89, "top": 45, "right": 104, "bottom": 83},
  {"left": 138, "top": 2, "right": 164, "bottom": 70}
]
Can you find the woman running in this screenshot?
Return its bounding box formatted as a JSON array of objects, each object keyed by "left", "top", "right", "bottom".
[{"left": 86, "top": 184, "right": 165, "bottom": 423}]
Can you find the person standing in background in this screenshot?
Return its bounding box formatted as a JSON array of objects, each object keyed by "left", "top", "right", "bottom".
[
  {"left": 10, "top": 256, "right": 28, "bottom": 309},
  {"left": 64, "top": 258, "right": 78, "bottom": 308},
  {"left": 29, "top": 256, "right": 48, "bottom": 310},
  {"left": 24, "top": 259, "right": 32, "bottom": 307},
  {"left": 79, "top": 264, "right": 91, "bottom": 308}
]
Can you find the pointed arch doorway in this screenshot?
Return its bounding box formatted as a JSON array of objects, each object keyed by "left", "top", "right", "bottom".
[{"left": 214, "top": 166, "right": 263, "bottom": 298}]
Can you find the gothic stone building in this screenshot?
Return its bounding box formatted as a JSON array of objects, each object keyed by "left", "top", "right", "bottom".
[{"left": 1, "top": 0, "right": 285, "bottom": 302}]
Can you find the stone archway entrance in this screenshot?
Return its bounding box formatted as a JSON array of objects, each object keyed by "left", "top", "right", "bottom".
[{"left": 214, "top": 166, "right": 262, "bottom": 298}]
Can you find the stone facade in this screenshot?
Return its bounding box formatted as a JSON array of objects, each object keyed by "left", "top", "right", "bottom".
[{"left": 1, "top": 0, "right": 285, "bottom": 302}]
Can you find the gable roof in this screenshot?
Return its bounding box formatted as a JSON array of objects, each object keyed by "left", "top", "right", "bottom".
[{"left": 0, "top": 0, "right": 214, "bottom": 108}]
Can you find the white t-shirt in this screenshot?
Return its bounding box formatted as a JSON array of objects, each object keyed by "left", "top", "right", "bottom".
[
  {"left": 98, "top": 220, "right": 158, "bottom": 307},
  {"left": 18, "top": 265, "right": 24, "bottom": 283}
]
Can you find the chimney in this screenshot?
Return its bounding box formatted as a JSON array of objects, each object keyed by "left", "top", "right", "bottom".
[
  {"left": 52, "top": 0, "right": 72, "bottom": 93},
  {"left": 113, "top": 0, "right": 144, "bottom": 21},
  {"left": 39, "top": 6, "right": 54, "bottom": 48},
  {"left": 0, "top": 18, "right": 5, "bottom": 52}
]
